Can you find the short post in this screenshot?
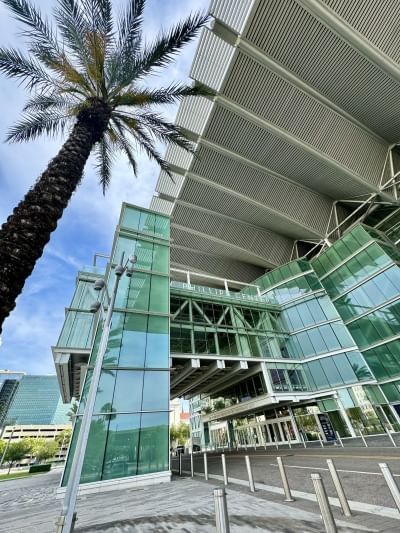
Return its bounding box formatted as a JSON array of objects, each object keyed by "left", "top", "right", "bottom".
[
  {"left": 335, "top": 431, "right": 343, "bottom": 448},
  {"left": 311, "top": 473, "right": 338, "bottom": 533},
  {"left": 203, "top": 452, "right": 208, "bottom": 481},
  {"left": 318, "top": 434, "right": 324, "bottom": 448},
  {"left": 326, "top": 459, "right": 351, "bottom": 517},
  {"left": 359, "top": 430, "right": 368, "bottom": 447},
  {"left": 214, "top": 488, "right": 230, "bottom": 533},
  {"left": 179, "top": 452, "right": 182, "bottom": 476},
  {"left": 379, "top": 463, "right": 400, "bottom": 512},
  {"left": 277, "top": 456, "right": 294, "bottom": 502},
  {"left": 386, "top": 428, "right": 397, "bottom": 448},
  {"left": 221, "top": 453, "right": 228, "bottom": 486},
  {"left": 245, "top": 455, "right": 255, "bottom": 492},
  {"left": 190, "top": 451, "right": 194, "bottom": 478}
]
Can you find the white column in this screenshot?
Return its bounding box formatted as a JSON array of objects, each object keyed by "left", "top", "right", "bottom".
[{"left": 336, "top": 396, "right": 356, "bottom": 438}]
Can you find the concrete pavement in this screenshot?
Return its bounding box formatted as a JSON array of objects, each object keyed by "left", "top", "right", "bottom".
[{"left": 0, "top": 467, "right": 389, "bottom": 532}]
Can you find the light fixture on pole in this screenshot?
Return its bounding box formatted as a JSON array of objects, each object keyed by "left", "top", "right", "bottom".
[{"left": 56, "top": 252, "right": 134, "bottom": 533}]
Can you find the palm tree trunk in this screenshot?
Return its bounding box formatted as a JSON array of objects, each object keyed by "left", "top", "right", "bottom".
[{"left": 0, "top": 99, "right": 111, "bottom": 332}]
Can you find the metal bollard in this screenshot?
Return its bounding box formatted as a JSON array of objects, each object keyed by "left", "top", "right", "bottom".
[
  {"left": 204, "top": 452, "right": 209, "bottom": 481},
  {"left": 385, "top": 428, "right": 397, "bottom": 448},
  {"left": 221, "top": 453, "right": 228, "bottom": 486},
  {"left": 277, "top": 456, "right": 294, "bottom": 502},
  {"left": 245, "top": 455, "right": 255, "bottom": 492},
  {"left": 379, "top": 463, "right": 400, "bottom": 512},
  {"left": 311, "top": 473, "right": 337, "bottom": 532},
  {"left": 335, "top": 431, "right": 343, "bottom": 448},
  {"left": 359, "top": 430, "right": 368, "bottom": 447},
  {"left": 190, "top": 451, "right": 194, "bottom": 478},
  {"left": 318, "top": 434, "right": 324, "bottom": 448},
  {"left": 179, "top": 452, "right": 182, "bottom": 476},
  {"left": 326, "top": 459, "right": 351, "bottom": 517},
  {"left": 214, "top": 487, "right": 230, "bottom": 533}
]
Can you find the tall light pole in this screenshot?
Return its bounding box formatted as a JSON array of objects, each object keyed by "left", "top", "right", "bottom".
[{"left": 57, "top": 253, "right": 136, "bottom": 533}]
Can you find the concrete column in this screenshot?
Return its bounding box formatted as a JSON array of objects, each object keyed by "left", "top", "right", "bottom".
[
  {"left": 260, "top": 362, "right": 274, "bottom": 395},
  {"left": 288, "top": 407, "right": 301, "bottom": 441}
]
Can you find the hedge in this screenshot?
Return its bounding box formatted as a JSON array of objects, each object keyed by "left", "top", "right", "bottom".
[{"left": 29, "top": 464, "right": 52, "bottom": 473}]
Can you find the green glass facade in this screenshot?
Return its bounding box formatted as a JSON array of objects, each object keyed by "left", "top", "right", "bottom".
[
  {"left": 58, "top": 204, "right": 400, "bottom": 487},
  {"left": 62, "top": 205, "right": 170, "bottom": 486}
]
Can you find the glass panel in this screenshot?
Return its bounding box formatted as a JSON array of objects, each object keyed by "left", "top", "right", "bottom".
[
  {"left": 145, "top": 316, "right": 169, "bottom": 368},
  {"left": 135, "top": 240, "right": 153, "bottom": 271},
  {"left": 142, "top": 371, "right": 169, "bottom": 411},
  {"left": 102, "top": 413, "right": 141, "bottom": 480},
  {"left": 81, "top": 414, "right": 109, "bottom": 483},
  {"left": 94, "top": 370, "right": 116, "bottom": 413},
  {"left": 137, "top": 412, "right": 169, "bottom": 475},
  {"left": 112, "top": 370, "right": 144, "bottom": 412},
  {"left": 152, "top": 244, "right": 169, "bottom": 274},
  {"left": 121, "top": 206, "right": 140, "bottom": 231},
  {"left": 149, "top": 275, "right": 169, "bottom": 313},
  {"left": 118, "top": 314, "right": 148, "bottom": 367}
]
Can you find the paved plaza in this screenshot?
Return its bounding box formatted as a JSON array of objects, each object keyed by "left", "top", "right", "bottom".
[{"left": 1, "top": 450, "right": 400, "bottom": 533}]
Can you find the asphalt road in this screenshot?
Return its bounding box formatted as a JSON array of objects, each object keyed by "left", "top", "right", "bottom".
[{"left": 175, "top": 447, "right": 400, "bottom": 509}]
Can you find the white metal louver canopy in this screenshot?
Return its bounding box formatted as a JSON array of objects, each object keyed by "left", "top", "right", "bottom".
[{"left": 151, "top": 0, "right": 400, "bottom": 282}]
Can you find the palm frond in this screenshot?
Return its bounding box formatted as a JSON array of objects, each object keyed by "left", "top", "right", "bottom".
[
  {"left": 107, "top": 0, "right": 145, "bottom": 86},
  {"left": 53, "top": 0, "right": 91, "bottom": 68},
  {"left": 134, "top": 111, "right": 194, "bottom": 151},
  {"left": 3, "top": 0, "right": 59, "bottom": 59},
  {"left": 95, "top": 134, "right": 113, "bottom": 193},
  {"left": 133, "top": 12, "right": 208, "bottom": 79},
  {"left": 0, "top": 47, "right": 54, "bottom": 90},
  {"left": 109, "top": 118, "right": 138, "bottom": 176},
  {"left": 112, "top": 83, "right": 210, "bottom": 108},
  {"left": 6, "top": 109, "right": 69, "bottom": 142},
  {"left": 23, "top": 93, "right": 75, "bottom": 112},
  {"left": 131, "top": 122, "right": 171, "bottom": 175},
  {"left": 80, "top": 0, "right": 113, "bottom": 35}
]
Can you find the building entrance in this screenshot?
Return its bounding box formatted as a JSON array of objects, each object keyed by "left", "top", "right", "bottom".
[{"left": 234, "top": 416, "right": 298, "bottom": 447}]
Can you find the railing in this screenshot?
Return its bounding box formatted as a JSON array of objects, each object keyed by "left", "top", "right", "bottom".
[{"left": 170, "top": 280, "right": 275, "bottom": 305}]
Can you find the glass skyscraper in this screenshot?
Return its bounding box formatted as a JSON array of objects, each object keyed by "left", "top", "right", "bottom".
[{"left": 4, "top": 375, "right": 72, "bottom": 426}]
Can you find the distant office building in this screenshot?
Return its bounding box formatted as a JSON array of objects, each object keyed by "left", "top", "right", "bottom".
[
  {"left": 4, "top": 375, "right": 73, "bottom": 427},
  {"left": 0, "top": 370, "right": 25, "bottom": 427}
]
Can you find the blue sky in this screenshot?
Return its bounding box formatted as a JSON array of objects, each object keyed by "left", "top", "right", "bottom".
[{"left": 0, "top": 0, "right": 209, "bottom": 374}]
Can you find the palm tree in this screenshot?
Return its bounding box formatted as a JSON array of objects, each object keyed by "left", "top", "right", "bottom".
[{"left": 0, "top": 0, "right": 208, "bottom": 332}]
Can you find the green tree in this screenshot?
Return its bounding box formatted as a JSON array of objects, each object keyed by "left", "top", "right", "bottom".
[
  {"left": 170, "top": 422, "right": 189, "bottom": 445},
  {"left": 4, "top": 439, "right": 33, "bottom": 474},
  {"left": 0, "top": 0, "right": 208, "bottom": 332},
  {"left": 0, "top": 440, "right": 5, "bottom": 458},
  {"left": 55, "top": 429, "right": 72, "bottom": 449},
  {"left": 67, "top": 401, "right": 79, "bottom": 423},
  {"left": 33, "top": 439, "right": 59, "bottom": 464}
]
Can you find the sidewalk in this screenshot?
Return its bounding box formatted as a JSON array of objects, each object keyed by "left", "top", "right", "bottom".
[{"left": 1, "top": 469, "right": 397, "bottom": 532}]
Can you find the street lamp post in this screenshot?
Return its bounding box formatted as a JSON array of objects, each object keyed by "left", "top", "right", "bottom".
[{"left": 56, "top": 252, "right": 136, "bottom": 533}]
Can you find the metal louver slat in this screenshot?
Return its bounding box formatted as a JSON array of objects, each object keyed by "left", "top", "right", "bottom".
[
  {"left": 164, "top": 144, "right": 195, "bottom": 169},
  {"left": 190, "top": 28, "right": 235, "bottom": 91},
  {"left": 149, "top": 197, "right": 174, "bottom": 216},
  {"left": 321, "top": 0, "right": 400, "bottom": 64},
  {"left": 175, "top": 96, "right": 214, "bottom": 136},
  {"left": 221, "top": 52, "right": 388, "bottom": 185},
  {"left": 171, "top": 247, "right": 265, "bottom": 283},
  {"left": 210, "top": 0, "right": 255, "bottom": 34},
  {"left": 244, "top": 0, "right": 400, "bottom": 141},
  {"left": 156, "top": 171, "right": 185, "bottom": 199}
]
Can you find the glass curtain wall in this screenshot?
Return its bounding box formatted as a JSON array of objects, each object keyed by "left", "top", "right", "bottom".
[
  {"left": 313, "top": 224, "right": 400, "bottom": 405},
  {"left": 62, "top": 205, "right": 170, "bottom": 486}
]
